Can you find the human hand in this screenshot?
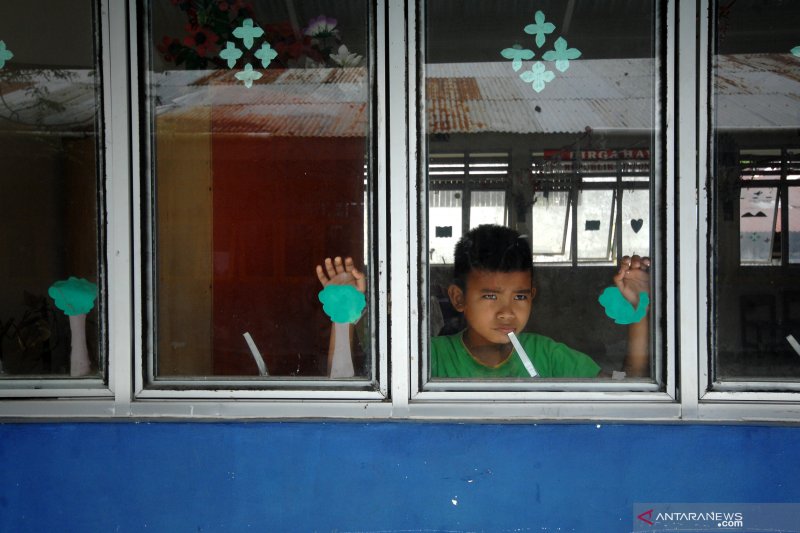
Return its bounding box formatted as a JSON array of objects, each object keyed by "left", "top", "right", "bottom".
[
  {"left": 613, "top": 255, "right": 651, "bottom": 308},
  {"left": 316, "top": 256, "right": 366, "bottom": 294}
]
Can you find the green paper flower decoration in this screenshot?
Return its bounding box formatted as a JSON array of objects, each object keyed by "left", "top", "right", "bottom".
[
  {"left": 524, "top": 11, "right": 555, "bottom": 48},
  {"left": 501, "top": 44, "right": 535, "bottom": 72},
  {"left": 542, "top": 37, "right": 581, "bottom": 72}
]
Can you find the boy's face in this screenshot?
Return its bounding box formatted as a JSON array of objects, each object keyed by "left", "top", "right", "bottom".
[{"left": 448, "top": 269, "right": 535, "bottom": 349}]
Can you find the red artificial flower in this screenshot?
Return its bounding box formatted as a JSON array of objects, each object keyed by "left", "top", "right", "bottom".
[{"left": 183, "top": 24, "right": 219, "bottom": 57}]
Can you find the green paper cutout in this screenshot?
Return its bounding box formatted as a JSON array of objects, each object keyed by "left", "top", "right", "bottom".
[
  {"left": 0, "top": 40, "right": 13, "bottom": 69},
  {"left": 792, "top": 46, "right": 800, "bottom": 58},
  {"left": 220, "top": 42, "right": 243, "bottom": 68},
  {"left": 543, "top": 37, "right": 581, "bottom": 72},
  {"left": 524, "top": 11, "right": 555, "bottom": 48},
  {"left": 254, "top": 42, "right": 278, "bottom": 68},
  {"left": 520, "top": 62, "right": 555, "bottom": 93},
  {"left": 235, "top": 63, "right": 262, "bottom": 88},
  {"left": 319, "top": 285, "right": 366, "bottom": 324},
  {"left": 232, "top": 19, "right": 264, "bottom": 50},
  {"left": 501, "top": 45, "right": 535, "bottom": 72},
  {"left": 598, "top": 287, "right": 649, "bottom": 325},
  {"left": 48, "top": 277, "right": 98, "bottom": 316}
]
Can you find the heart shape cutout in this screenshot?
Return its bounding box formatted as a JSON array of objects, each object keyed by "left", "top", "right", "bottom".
[{"left": 630, "top": 219, "right": 644, "bottom": 233}]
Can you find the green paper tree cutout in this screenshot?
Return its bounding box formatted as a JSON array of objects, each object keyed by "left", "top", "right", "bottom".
[{"left": 0, "top": 40, "right": 13, "bottom": 69}]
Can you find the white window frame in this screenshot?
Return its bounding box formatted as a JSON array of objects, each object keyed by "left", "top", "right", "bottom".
[{"left": 1, "top": 0, "right": 799, "bottom": 422}]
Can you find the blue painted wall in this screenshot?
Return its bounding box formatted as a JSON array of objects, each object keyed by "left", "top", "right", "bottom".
[{"left": 1, "top": 422, "right": 799, "bottom": 532}]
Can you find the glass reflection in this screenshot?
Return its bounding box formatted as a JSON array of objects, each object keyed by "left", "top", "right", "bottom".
[
  {"left": 712, "top": 0, "right": 800, "bottom": 380},
  {"left": 0, "top": 1, "right": 101, "bottom": 379},
  {"left": 425, "top": 0, "right": 657, "bottom": 379},
  {"left": 147, "top": 0, "right": 371, "bottom": 379}
]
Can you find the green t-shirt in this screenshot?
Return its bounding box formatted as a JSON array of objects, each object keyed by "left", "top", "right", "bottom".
[{"left": 430, "top": 331, "right": 601, "bottom": 378}]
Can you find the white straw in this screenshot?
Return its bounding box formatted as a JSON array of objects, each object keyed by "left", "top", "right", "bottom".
[
  {"left": 243, "top": 332, "right": 269, "bottom": 376},
  {"left": 508, "top": 332, "right": 538, "bottom": 377},
  {"left": 787, "top": 335, "right": 800, "bottom": 357}
]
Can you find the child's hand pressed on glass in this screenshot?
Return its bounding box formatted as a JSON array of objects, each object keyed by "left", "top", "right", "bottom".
[
  {"left": 316, "top": 256, "right": 366, "bottom": 293},
  {"left": 613, "top": 255, "right": 651, "bottom": 309}
]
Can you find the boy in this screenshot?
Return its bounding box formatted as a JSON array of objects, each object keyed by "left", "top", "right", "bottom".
[{"left": 316, "top": 224, "right": 650, "bottom": 378}]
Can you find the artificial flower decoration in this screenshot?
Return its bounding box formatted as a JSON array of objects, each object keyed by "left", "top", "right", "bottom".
[
  {"left": 330, "top": 44, "right": 363, "bottom": 67},
  {"left": 501, "top": 44, "right": 535, "bottom": 72},
  {"left": 183, "top": 24, "right": 220, "bottom": 57},
  {"left": 305, "top": 15, "right": 339, "bottom": 39}
]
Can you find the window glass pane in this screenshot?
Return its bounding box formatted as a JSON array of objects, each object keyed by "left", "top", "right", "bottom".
[
  {"left": 789, "top": 187, "right": 800, "bottom": 264},
  {"left": 531, "top": 191, "right": 571, "bottom": 261},
  {"left": 0, "top": 2, "right": 102, "bottom": 379},
  {"left": 711, "top": 0, "right": 800, "bottom": 380},
  {"left": 424, "top": 1, "right": 658, "bottom": 381},
  {"left": 622, "top": 189, "right": 650, "bottom": 258},
  {"left": 146, "top": 0, "right": 372, "bottom": 381},
  {"left": 470, "top": 190, "right": 507, "bottom": 228},
  {"left": 576, "top": 189, "right": 614, "bottom": 262}
]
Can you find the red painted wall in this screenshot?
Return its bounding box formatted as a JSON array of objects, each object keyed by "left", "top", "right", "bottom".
[{"left": 211, "top": 136, "right": 367, "bottom": 376}]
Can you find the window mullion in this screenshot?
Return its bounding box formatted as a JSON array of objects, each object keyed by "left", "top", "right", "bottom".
[{"left": 105, "top": 0, "right": 134, "bottom": 410}]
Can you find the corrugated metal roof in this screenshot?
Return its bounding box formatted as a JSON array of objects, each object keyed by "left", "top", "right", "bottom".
[{"left": 1, "top": 55, "right": 797, "bottom": 136}]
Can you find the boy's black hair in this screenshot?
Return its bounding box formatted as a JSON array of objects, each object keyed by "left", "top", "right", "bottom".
[{"left": 452, "top": 224, "right": 534, "bottom": 289}]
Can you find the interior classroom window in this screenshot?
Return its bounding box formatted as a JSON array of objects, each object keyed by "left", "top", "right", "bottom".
[
  {"left": 422, "top": 0, "right": 661, "bottom": 387},
  {"left": 142, "top": 0, "right": 375, "bottom": 387},
  {"left": 0, "top": 2, "right": 104, "bottom": 383},
  {"left": 710, "top": 0, "right": 800, "bottom": 385}
]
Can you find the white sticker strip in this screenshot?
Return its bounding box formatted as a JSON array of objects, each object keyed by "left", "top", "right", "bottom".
[
  {"left": 243, "top": 332, "right": 269, "bottom": 376},
  {"left": 787, "top": 334, "right": 800, "bottom": 357},
  {"left": 508, "top": 331, "right": 538, "bottom": 377}
]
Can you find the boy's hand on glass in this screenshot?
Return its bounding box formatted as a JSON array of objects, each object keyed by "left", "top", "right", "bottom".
[
  {"left": 613, "top": 255, "right": 650, "bottom": 308},
  {"left": 316, "top": 256, "right": 366, "bottom": 294}
]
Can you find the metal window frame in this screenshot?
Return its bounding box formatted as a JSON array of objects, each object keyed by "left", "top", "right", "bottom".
[
  {"left": 697, "top": 0, "right": 800, "bottom": 409},
  {"left": 3, "top": 0, "right": 800, "bottom": 422}
]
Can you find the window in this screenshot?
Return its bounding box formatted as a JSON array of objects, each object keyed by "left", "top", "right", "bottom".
[
  {"left": 419, "top": 0, "right": 662, "bottom": 392},
  {"left": 141, "top": 0, "right": 379, "bottom": 394},
  {"left": 0, "top": 1, "right": 104, "bottom": 387},
  {"left": 709, "top": 0, "right": 800, "bottom": 386},
  {"left": 2, "top": 0, "right": 800, "bottom": 420}
]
